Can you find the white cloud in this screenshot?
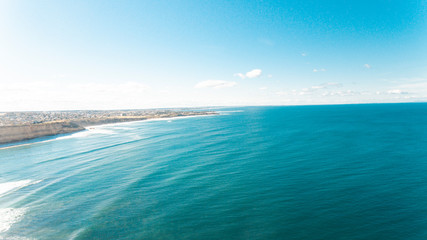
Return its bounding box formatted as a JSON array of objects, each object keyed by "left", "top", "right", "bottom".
[
  {"left": 395, "top": 79, "right": 427, "bottom": 95},
  {"left": 233, "top": 73, "right": 245, "bottom": 79},
  {"left": 313, "top": 68, "right": 326, "bottom": 72},
  {"left": 373, "top": 89, "right": 413, "bottom": 97},
  {"left": 234, "top": 69, "right": 262, "bottom": 79},
  {"left": 335, "top": 90, "right": 359, "bottom": 96},
  {"left": 324, "top": 82, "right": 342, "bottom": 87},
  {"left": 311, "top": 85, "right": 323, "bottom": 90},
  {"left": 301, "top": 53, "right": 307, "bottom": 57},
  {"left": 259, "top": 87, "right": 268, "bottom": 90},
  {"left": 288, "top": 82, "right": 345, "bottom": 97},
  {"left": 194, "top": 80, "right": 237, "bottom": 89},
  {"left": 387, "top": 89, "right": 408, "bottom": 94},
  {"left": 310, "top": 82, "right": 342, "bottom": 90},
  {"left": 364, "top": 64, "right": 371, "bottom": 69},
  {"left": 246, "top": 69, "right": 262, "bottom": 78}
]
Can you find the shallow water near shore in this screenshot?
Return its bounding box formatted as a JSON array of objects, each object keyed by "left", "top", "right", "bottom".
[{"left": 1, "top": 103, "right": 427, "bottom": 239}]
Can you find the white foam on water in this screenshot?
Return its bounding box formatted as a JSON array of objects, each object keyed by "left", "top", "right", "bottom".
[
  {"left": 87, "top": 128, "right": 115, "bottom": 135},
  {"left": 0, "top": 208, "right": 26, "bottom": 233},
  {"left": 130, "top": 135, "right": 143, "bottom": 140},
  {"left": 217, "top": 110, "right": 244, "bottom": 113},
  {"left": 95, "top": 114, "right": 212, "bottom": 128},
  {"left": 142, "top": 114, "right": 215, "bottom": 123},
  {"left": 0, "top": 180, "right": 42, "bottom": 197},
  {"left": 0, "top": 126, "right": 118, "bottom": 150},
  {"left": 112, "top": 126, "right": 132, "bottom": 130},
  {"left": 0, "top": 237, "right": 33, "bottom": 240},
  {"left": 69, "top": 228, "right": 85, "bottom": 240},
  {"left": 0, "top": 114, "right": 216, "bottom": 150},
  {"left": 0, "top": 142, "right": 40, "bottom": 150},
  {"left": 0, "top": 236, "right": 33, "bottom": 240},
  {"left": 86, "top": 119, "right": 145, "bottom": 128},
  {"left": 55, "top": 127, "right": 116, "bottom": 140}
]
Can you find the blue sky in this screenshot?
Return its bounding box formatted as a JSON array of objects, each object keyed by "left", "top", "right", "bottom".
[{"left": 0, "top": 0, "right": 426, "bottom": 111}]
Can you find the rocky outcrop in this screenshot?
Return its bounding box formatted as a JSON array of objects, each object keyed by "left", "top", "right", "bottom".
[{"left": 0, "top": 122, "right": 85, "bottom": 144}]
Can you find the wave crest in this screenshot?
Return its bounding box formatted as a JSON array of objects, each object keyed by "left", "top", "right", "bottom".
[{"left": 0, "top": 180, "right": 42, "bottom": 197}]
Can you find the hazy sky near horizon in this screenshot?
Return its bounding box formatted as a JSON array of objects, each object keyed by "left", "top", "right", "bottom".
[{"left": 0, "top": 0, "right": 426, "bottom": 111}]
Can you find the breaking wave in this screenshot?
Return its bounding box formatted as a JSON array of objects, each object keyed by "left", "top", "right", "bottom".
[{"left": 0, "top": 180, "right": 42, "bottom": 198}]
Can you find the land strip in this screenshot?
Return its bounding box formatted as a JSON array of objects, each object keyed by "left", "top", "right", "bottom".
[{"left": 0, "top": 109, "right": 216, "bottom": 144}]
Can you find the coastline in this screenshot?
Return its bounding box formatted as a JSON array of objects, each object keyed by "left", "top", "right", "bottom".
[{"left": 0, "top": 111, "right": 217, "bottom": 147}]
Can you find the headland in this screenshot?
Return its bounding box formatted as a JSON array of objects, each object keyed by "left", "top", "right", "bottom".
[{"left": 0, "top": 109, "right": 216, "bottom": 144}]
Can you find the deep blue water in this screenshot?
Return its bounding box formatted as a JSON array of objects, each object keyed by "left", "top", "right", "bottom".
[{"left": 1, "top": 103, "right": 427, "bottom": 239}]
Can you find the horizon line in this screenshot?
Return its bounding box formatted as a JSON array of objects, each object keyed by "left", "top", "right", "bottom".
[{"left": 1, "top": 101, "right": 426, "bottom": 113}]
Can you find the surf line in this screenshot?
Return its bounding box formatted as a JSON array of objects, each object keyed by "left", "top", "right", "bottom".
[{"left": 0, "top": 113, "right": 219, "bottom": 151}]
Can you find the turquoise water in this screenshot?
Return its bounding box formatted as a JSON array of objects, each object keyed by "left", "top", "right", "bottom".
[{"left": 1, "top": 103, "right": 427, "bottom": 240}]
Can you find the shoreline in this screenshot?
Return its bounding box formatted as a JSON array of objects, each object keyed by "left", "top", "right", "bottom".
[
  {"left": 85, "top": 112, "right": 217, "bottom": 128},
  {"left": 0, "top": 111, "right": 217, "bottom": 148}
]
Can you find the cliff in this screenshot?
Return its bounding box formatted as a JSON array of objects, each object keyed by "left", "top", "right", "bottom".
[
  {"left": 0, "top": 111, "right": 217, "bottom": 145},
  {"left": 0, "top": 122, "right": 85, "bottom": 144}
]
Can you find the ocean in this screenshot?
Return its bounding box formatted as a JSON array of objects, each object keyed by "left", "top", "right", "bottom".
[{"left": 1, "top": 103, "right": 427, "bottom": 240}]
